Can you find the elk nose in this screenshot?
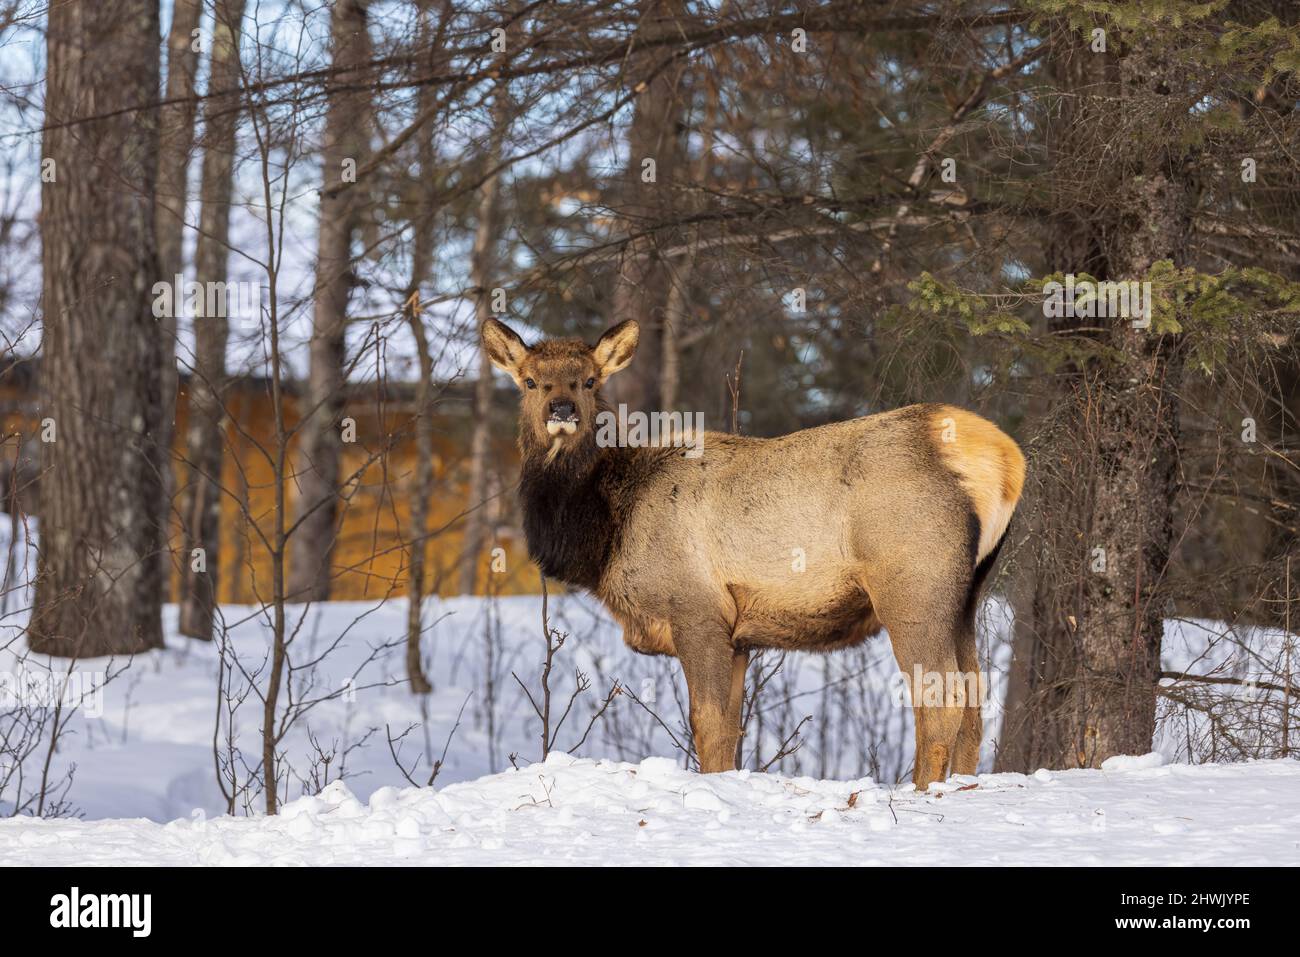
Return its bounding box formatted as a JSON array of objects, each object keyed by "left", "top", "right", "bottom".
[{"left": 549, "top": 398, "right": 577, "bottom": 420}]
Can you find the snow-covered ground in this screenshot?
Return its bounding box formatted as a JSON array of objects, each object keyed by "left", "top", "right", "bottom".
[
  {"left": 4, "top": 752, "right": 1298, "bottom": 865},
  {"left": 1, "top": 589, "right": 978, "bottom": 822},
  {"left": 2, "top": 516, "right": 1298, "bottom": 864},
  {"left": 0, "top": 591, "right": 1286, "bottom": 818}
]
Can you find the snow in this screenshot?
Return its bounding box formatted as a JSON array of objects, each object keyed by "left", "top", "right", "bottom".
[
  {"left": 2, "top": 540, "right": 1297, "bottom": 864},
  {"left": 2, "top": 592, "right": 975, "bottom": 821},
  {"left": 1101, "top": 752, "right": 1167, "bottom": 772},
  {"left": 3, "top": 752, "right": 1297, "bottom": 865}
]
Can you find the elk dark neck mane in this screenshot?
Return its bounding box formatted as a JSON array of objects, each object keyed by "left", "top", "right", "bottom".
[{"left": 517, "top": 420, "right": 665, "bottom": 592}]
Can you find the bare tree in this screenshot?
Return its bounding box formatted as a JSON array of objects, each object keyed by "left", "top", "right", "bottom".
[
  {"left": 606, "top": 0, "right": 689, "bottom": 413},
  {"left": 288, "top": 0, "right": 373, "bottom": 602},
  {"left": 401, "top": 0, "right": 457, "bottom": 689},
  {"left": 155, "top": 0, "right": 203, "bottom": 574},
  {"left": 458, "top": 86, "right": 510, "bottom": 596},
  {"left": 177, "top": 0, "right": 248, "bottom": 639},
  {"left": 403, "top": 287, "right": 436, "bottom": 693}
]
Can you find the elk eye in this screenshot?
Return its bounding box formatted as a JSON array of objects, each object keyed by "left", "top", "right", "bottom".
[
  {"left": 524, "top": 378, "right": 537, "bottom": 390},
  {"left": 584, "top": 377, "right": 596, "bottom": 389}
]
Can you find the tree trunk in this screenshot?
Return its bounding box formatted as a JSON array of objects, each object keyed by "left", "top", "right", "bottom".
[
  {"left": 287, "top": 0, "right": 372, "bottom": 602},
  {"left": 998, "top": 38, "right": 1191, "bottom": 769},
  {"left": 659, "top": 276, "right": 686, "bottom": 411},
  {"left": 156, "top": 0, "right": 202, "bottom": 590},
  {"left": 997, "top": 36, "right": 1104, "bottom": 771},
  {"left": 177, "top": 0, "right": 246, "bottom": 640},
  {"left": 403, "top": 0, "right": 444, "bottom": 693},
  {"left": 458, "top": 90, "right": 509, "bottom": 597},
  {"left": 32, "top": 0, "right": 164, "bottom": 656},
  {"left": 658, "top": 71, "right": 715, "bottom": 412},
  {"left": 404, "top": 286, "right": 435, "bottom": 693},
  {"left": 606, "top": 0, "right": 688, "bottom": 414}
]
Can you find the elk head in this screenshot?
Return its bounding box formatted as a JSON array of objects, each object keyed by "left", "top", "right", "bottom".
[{"left": 481, "top": 318, "right": 639, "bottom": 458}]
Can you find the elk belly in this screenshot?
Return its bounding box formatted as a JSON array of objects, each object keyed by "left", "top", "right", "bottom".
[{"left": 728, "top": 582, "right": 880, "bottom": 652}]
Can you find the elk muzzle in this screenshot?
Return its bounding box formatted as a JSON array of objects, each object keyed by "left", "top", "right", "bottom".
[{"left": 547, "top": 398, "right": 579, "bottom": 436}]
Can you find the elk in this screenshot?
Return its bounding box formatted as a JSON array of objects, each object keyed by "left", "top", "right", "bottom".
[{"left": 482, "top": 317, "right": 1025, "bottom": 787}]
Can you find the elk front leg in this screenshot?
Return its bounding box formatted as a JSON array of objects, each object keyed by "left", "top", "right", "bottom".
[{"left": 677, "top": 626, "right": 741, "bottom": 773}]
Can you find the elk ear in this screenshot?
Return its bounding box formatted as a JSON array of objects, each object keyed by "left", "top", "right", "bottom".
[
  {"left": 481, "top": 318, "right": 529, "bottom": 381},
  {"left": 592, "top": 320, "right": 639, "bottom": 378}
]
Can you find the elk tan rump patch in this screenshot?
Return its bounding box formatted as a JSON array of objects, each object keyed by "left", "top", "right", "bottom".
[{"left": 928, "top": 405, "right": 1026, "bottom": 563}]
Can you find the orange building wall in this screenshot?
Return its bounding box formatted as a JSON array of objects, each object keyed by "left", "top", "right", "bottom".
[
  {"left": 0, "top": 371, "right": 540, "bottom": 602},
  {"left": 170, "top": 381, "right": 538, "bottom": 602}
]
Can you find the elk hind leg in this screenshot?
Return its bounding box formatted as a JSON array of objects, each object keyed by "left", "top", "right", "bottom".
[
  {"left": 888, "top": 619, "right": 965, "bottom": 789},
  {"left": 727, "top": 648, "right": 749, "bottom": 768},
  {"left": 951, "top": 613, "right": 983, "bottom": 776}
]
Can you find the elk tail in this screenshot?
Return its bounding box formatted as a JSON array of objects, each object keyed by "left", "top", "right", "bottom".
[{"left": 928, "top": 405, "right": 1026, "bottom": 583}]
